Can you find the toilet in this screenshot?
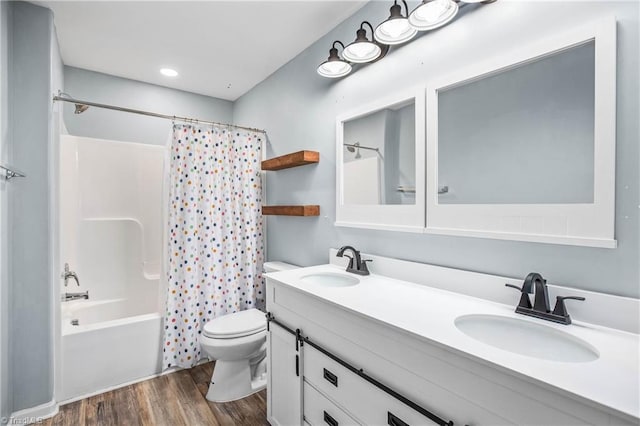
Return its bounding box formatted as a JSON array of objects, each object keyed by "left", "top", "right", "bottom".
[{"left": 200, "top": 261, "right": 298, "bottom": 402}]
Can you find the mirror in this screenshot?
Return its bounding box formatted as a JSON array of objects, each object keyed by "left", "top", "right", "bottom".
[
  {"left": 336, "top": 89, "right": 425, "bottom": 232},
  {"left": 437, "top": 41, "right": 595, "bottom": 205},
  {"left": 426, "top": 17, "right": 616, "bottom": 247},
  {"left": 342, "top": 99, "right": 415, "bottom": 205}
]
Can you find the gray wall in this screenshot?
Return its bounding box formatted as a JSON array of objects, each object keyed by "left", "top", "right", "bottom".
[
  {"left": 0, "top": 0, "right": 11, "bottom": 419},
  {"left": 234, "top": 1, "right": 640, "bottom": 298},
  {"left": 8, "top": 1, "right": 60, "bottom": 412},
  {"left": 63, "top": 66, "right": 234, "bottom": 146}
]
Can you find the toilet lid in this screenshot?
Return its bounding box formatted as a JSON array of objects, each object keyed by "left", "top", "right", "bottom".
[{"left": 203, "top": 309, "right": 267, "bottom": 339}]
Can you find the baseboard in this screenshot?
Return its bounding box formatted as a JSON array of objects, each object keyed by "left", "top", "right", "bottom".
[{"left": 9, "top": 399, "right": 58, "bottom": 424}]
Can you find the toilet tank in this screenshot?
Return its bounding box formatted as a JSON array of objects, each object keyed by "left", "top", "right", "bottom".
[{"left": 264, "top": 261, "right": 298, "bottom": 273}]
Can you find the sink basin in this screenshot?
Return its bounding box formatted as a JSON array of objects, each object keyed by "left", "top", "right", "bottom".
[
  {"left": 455, "top": 314, "right": 599, "bottom": 363},
  {"left": 300, "top": 272, "right": 360, "bottom": 287}
]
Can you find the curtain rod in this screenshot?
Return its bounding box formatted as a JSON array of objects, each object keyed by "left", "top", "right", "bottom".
[{"left": 52, "top": 93, "right": 266, "bottom": 134}]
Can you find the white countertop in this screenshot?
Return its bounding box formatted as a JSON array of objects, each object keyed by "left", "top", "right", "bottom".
[{"left": 266, "top": 264, "right": 640, "bottom": 421}]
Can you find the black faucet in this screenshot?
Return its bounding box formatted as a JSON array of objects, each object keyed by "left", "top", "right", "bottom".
[
  {"left": 506, "top": 273, "right": 585, "bottom": 325},
  {"left": 336, "top": 246, "right": 371, "bottom": 276},
  {"left": 523, "top": 272, "right": 550, "bottom": 313}
]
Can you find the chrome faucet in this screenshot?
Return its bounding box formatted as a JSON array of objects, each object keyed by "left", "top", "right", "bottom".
[
  {"left": 62, "top": 263, "right": 80, "bottom": 287},
  {"left": 61, "top": 291, "right": 89, "bottom": 302},
  {"left": 336, "top": 246, "right": 372, "bottom": 275},
  {"left": 506, "top": 272, "right": 585, "bottom": 325}
]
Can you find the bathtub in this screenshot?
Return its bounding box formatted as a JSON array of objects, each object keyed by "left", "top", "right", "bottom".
[
  {"left": 59, "top": 135, "right": 166, "bottom": 402},
  {"left": 60, "top": 297, "right": 163, "bottom": 402}
]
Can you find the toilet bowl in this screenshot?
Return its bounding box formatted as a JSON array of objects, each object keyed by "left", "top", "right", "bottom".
[
  {"left": 199, "top": 261, "right": 297, "bottom": 402},
  {"left": 200, "top": 309, "right": 268, "bottom": 402}
]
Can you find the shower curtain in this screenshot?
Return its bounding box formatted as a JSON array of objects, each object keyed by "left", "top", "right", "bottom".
[{"left": 163, "top": 123, "right": 264, "bottom": 369}]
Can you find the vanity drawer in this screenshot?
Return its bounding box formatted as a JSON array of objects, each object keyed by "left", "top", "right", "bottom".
[
  {"left": 304, "top": 382, "right": 360, "bottom": 426},
  {"left": 304, "top": 344, "right": 439, "bottom": 426}
]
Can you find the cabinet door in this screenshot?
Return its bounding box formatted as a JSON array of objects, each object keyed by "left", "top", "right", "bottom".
[{"left": 268, "top": 323, "right": 303, "bottom": 426}]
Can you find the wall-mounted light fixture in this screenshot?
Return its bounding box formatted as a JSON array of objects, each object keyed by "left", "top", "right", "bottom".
[
  {"left": 317, "top": 41, "right": 352, "bottom": 78},
  {"left": 374, "top": 0, "right": 417, "bottom": 45},
  {"left": 342, "top": 21, "right": 387, "bottom": 63},
  {"left": 317, "top": 0, "right": 496, "bottom": 79}
]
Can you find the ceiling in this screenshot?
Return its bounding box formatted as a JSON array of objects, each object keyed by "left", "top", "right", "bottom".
[{"left": 35, "top": 1, "right": 367, "bottom": 101}]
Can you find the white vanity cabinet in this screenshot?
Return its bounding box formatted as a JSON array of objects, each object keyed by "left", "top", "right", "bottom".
[
  {"left": 267, "top": 281, "right": 505, "bottom": 426},
  {"left": 266, "top": 269, "right": 639, "bottom": 426}
]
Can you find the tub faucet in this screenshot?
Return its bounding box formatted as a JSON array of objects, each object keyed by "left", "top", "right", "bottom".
[
  {"left": 62, "top": 263, "right": 80, "bottom": 287},
  {"left": 336, "top": 245, "right": 371, "bottom": 275},
  {"left": 61, "top": 291, "right": 89, "bottom": 302}
]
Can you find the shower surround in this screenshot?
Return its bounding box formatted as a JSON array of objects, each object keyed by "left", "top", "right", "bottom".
[{"left": 59, "top": 135, "right": 165, "bottom": 401}]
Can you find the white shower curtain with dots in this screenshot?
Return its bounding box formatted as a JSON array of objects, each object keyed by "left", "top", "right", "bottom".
[{"left": 163, "top": 123, "right": 264, "bottom": 370}]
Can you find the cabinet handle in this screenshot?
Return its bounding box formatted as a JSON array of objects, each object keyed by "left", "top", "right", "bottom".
[
  {"left": 295, "top": 355, "right": 299, "bottom": 377},
  {"left": 323, "top": 368, "right": 338, "bottom": 387},
  {"left": 324, "top": 411, "right": 339, "bottom": 426},
  {"left": 388, "top": 412, "right": 409, "bottom": 426}
]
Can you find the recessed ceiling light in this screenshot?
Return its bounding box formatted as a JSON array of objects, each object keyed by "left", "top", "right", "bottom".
[{"left": 160, "top": 68, "right": 178, "bottom": 77}]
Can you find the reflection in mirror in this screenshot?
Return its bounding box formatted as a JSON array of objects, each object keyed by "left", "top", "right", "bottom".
[
  {"left": 438, "top": 41, "right": 595, "bottom": 204},
  {"left": 342, "top": 100, "right": 415, "bottom": 205}
]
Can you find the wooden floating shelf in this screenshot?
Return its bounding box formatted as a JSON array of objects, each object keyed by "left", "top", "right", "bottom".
[
  {"left": 262, "top": 150, "right": 319, "bottom": 171},
  {"left": 262, "top": 205, "right": 320, "bottom": 216}
]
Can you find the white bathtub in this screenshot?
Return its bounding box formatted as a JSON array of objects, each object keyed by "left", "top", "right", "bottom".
[
  {"left": 60, "top": 298, "right": 163, "bottom": 402},
  {"left": 59, "top": 136, "right": 166, "bottom": 402}
]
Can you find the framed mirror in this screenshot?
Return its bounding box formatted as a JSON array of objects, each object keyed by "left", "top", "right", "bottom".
[
  {"left": 426, "top": 17, "right": 617, "bottom": 247},
  {"left": 336, "top": 88, "right": 425, "bottom": 231}
]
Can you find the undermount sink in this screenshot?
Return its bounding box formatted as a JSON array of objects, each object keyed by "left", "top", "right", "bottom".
[
  {"left": 300, "top": 272, "right": 360, "bottom": 287},
  {"left": 455, "top": 314, "right": 599, "bottom": 363}
]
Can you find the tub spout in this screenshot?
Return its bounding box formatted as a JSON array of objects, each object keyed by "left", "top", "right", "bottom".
[{"left": 62, "top": 291, "right": 89, "bottom": 302}]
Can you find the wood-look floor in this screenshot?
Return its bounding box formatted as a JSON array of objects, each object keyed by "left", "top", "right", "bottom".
[{"left": 42, "top": 362, "right": 268, "bottom": 426}]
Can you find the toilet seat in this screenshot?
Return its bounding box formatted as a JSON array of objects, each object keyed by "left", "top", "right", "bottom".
[{"left": 203, "top": 308, "right": 266, "bottom": 339}]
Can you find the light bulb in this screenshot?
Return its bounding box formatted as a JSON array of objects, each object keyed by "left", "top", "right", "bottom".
[
  {"left": 409, "top": 0, "right": 459, "bottom": 31},
  {"left": 317, "top": 61, "right": 352, "bottom": 78},
  {"left": 375, "top": 18, "right": 417, "bottom": 45},
  {"left": 343, "top": 42, "right": 382, "bottom": 63}
]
